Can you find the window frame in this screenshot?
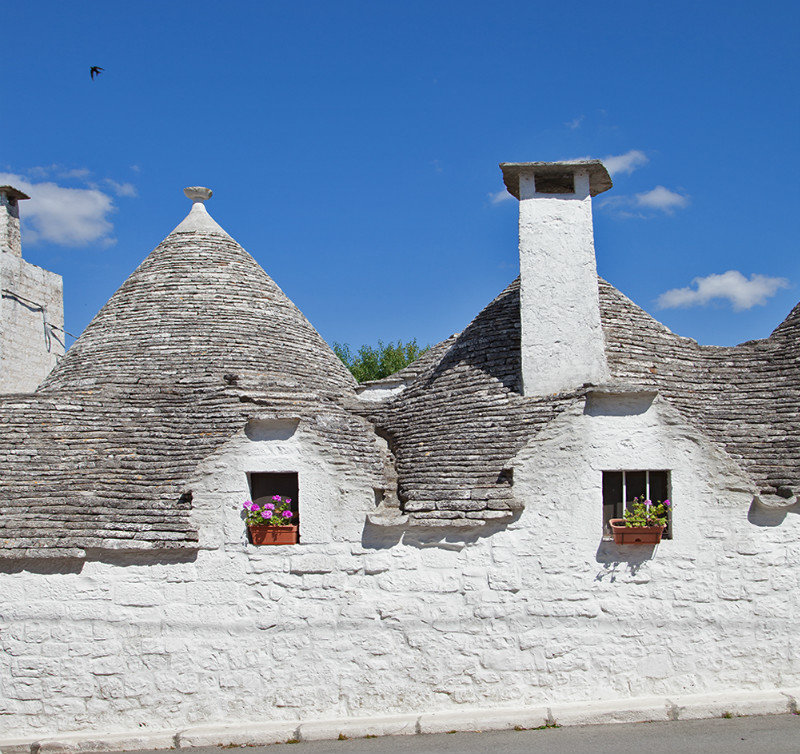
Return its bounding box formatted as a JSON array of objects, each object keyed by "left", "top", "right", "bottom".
[
  {"left": 601, "top": 469, "right": 671, "bottom": 539},
  {"left": 247, "top": 471, "right": 300, "bottom": 537}
]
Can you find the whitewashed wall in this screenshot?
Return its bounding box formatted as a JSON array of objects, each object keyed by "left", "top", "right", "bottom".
[{"left": 1, "top": 399, "right": 798, "bottom": 739}]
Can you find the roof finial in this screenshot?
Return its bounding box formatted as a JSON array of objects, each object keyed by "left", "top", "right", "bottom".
[
  {"left": 170, "top": 186, "right": 229, "bottom": 237},
  {"left": 184, "top": 186, "right": 212, "bottom": 203}
]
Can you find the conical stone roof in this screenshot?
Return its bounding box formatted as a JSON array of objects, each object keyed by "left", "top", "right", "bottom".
[{"left": 42, "top": 193, "right": 355, "bottom": 396}]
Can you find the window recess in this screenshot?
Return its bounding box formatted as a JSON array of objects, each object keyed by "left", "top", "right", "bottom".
[
  {"left": 602, "top": 470, "right": 671, "bottom": 539},
  {"left": 248, "top": 472, "right": 300, "bottom": 538}
]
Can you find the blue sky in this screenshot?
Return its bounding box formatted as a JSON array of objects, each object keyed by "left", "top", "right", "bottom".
[{"left": 2, "top": 1, "right": 798, "bottom": 350}]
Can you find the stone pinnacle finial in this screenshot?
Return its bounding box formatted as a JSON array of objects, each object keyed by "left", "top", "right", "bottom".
[{"left": 184, "top": 186, "right": 213, "bottom": 203}]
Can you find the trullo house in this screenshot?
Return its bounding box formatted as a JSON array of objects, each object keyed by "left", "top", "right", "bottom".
[{"left": 0, "top": 162, "right": 798, "bottom": 748}]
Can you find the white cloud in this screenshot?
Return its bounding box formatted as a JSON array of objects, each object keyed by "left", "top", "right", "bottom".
[
  {"left": 27, "top": 165, "right": 58, "bottom": 179},
  {"left": 570, "top": 150, "right": 648, "bottom": 176},
  {"left": 657, "top": 270, "right": 790, "bottom": 312},
  {"left": 59, "top": 167, "right": 92, "bottom": 180},
  {"left": 635, "top": 185, "right": 689, "bottom": 213},
  {"left": 489, "top": 189, "right": 514, "bottom": 205},
  {"left": 26, "top": 165, "right": 89, "bottom": 181},
  {"left": 598, "top": 184, "right": 690, "bottom": 218},
  {"left": 603, "top": 150, "right": 648, "bottom": 176},
  {"left": 104, "top": 179, "right": 138, "bottom": 198},
  {"left": 0, "top": 172, "right": 116, "bottom": 247},
  {"left": 565, "top": 115, "right": 584, "bottom": 130}
]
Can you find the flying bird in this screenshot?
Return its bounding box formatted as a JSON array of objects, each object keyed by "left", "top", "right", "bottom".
[{"left": 89, "top": 66, "right": 104, "bottom": 80}]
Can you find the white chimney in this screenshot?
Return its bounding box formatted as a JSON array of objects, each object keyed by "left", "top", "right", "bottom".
[
  {"left": 0, "top": 186, "right": 29, "bottom": 257},
  {"left": 0, "top": 185, "right": 65, "bottom": 393},
  {"left": 499, "top": 160, "right": 612, "bottom": 396}
]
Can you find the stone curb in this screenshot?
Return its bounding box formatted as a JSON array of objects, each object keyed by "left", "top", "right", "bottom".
[
  {"left": 176, "top": 722, "right": 298, "bottom": 749},
  {"left": 1, "top": 687, "right": 797, "bottom": 753},
  {"left": 417, "top": 706, "right": 549, "bottom": 734},
  {"left": 297, "top": 714, "right": 418, "bottom": 742}
]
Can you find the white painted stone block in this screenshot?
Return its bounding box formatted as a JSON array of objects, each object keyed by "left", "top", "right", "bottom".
[
  {"left": 669, "top": 688, "right": 794, "bottom": 720},
  {"left": 548, "top": 696, "right": 671, "bottom": 726},
  {"left": 355, "top": 380, "right": 406, "bottom": 402},
  {"left": 30, "top": 730, "right": 175, "bottom": 754},
  {"left": 297, "top": 714, "right": 418, "bottom": 741},
  {"left": 0, "top": 739, "right": 35, "bottom": 754},
  {"left": 417, "top": 706, "right": 550, "bottom": 734},
  {"left": 176, "top": 721, "right": 300, "bottom": 748}
]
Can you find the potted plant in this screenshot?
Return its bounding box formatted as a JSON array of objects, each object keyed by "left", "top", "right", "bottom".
[
  {"left": 244, "top": 496, "right": 298, "bottom": 545},
  {"left": 609, "top": 497, "right": 671, "bottom": 545}
]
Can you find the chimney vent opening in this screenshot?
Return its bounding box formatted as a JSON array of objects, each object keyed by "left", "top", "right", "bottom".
[{"left": 534, "top": 173, "right": 575, "bottom": 194}]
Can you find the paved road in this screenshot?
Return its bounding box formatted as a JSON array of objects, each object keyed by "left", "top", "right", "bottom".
[{"left": 130, "top": 714, "right": 800, "bottom": 754}]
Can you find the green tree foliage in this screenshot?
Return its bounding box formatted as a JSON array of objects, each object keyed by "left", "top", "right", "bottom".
[{"left": 333, "top": 339, "right": 429, "bottom": 383}]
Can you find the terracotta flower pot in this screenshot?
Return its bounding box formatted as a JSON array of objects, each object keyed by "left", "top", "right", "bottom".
[
  {"left": 248, "top": 525, "right": 299, "bottom": 546},
  {"left": 609, "top": 518, "right": 665, "bottom": 545}
]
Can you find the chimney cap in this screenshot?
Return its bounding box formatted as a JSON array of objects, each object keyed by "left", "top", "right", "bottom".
[
  {"left": 499, "top": 160, "right": 612, "bottom": 199},
  {"left": 184, "top": 186, "right": 213, "bottom": 202},
  {"left": 0, "top": 186, "right": 31, "bottom": 201}
]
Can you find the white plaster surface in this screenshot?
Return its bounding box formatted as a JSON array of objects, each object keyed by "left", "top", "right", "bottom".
[
  {"left": 517, "top": 170, "right": 608, "bottom": 395},
  {"left": 0, "top": 251, "right": 64, "bottom": 394},
  {"left": 169, "top": 202, "right": 231, "bottom": 238},
  {"left": 1, "top": 399, "right": 798, "bottom": 742},
  {"left": 355, "top": 380, "right": 406, "bottom": 402}
]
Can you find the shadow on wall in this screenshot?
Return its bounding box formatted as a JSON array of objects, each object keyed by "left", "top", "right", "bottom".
[
  {"left": 0, "top": 556, "right": 86, "bottom": 576},
  {"left": 594, "top": 539, "right": 656, "bottom": 582},
  {"left": 245, "top": 418, "right": 299, "bottom": 442},
  {"left": 361, "top": 512, "right": 522, "bottom": 551},
  {"left": 0, "top": 547, "right": 199, "bottom": 575},
  {"left": 584, "top": 392, "right": 655, "bottom": 417},
  {"left": 748, "top": 496, "right": 800, "bottom": 527}
]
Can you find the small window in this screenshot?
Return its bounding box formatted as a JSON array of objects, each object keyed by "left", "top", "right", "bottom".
[
  {"left": 602, "top": 470, "right": 671, "bottom": 538},
  {"left": 534, "top": 172, "right": 575, "bottom": 194},
  {"left": 248, "top": 472, "right": 299, "bottom": 535}
]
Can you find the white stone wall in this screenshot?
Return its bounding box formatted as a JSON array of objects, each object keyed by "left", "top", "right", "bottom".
[
  {"left": 356, "top": 380, "right": 406, "bottom": 402},
  {"left": 1, "top": 400, "right": 798, "bottom": 739},
  {"left": 0, "top": 253, "right": 64, "bottom": 394},
  {"left": 518, "top": 171, "right": 608, "bottom": 395}
]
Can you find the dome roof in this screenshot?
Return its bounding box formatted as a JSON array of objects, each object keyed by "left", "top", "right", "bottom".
[
  {"left": 41, "top": 193, "right": 355, "bottom": 397},
  {"left": 770, "top": 300, "right": 800, "bottom": 342}
]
